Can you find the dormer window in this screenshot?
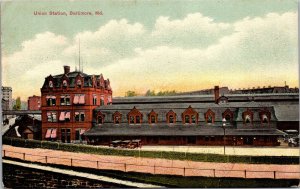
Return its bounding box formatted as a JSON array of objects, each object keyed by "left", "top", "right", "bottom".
[
  {"left": 127, "top": 107, "right": 143, "bottom": 124},
  {"left": 166, "top": 110, "right": 176, "bottom": 124},
  {"left": 49, "top": 81, "right": 53, "bottom": 88},
  {"left": 63, "top": 80, "right": 68, "bottom": 87},
  {"left": 148, "top": 110, "right": 158, "bottom": 124},
  {"left": 222, "top": 109, "right": 234, "bottom": 123},
  {"left": 245, "top": 115, "right": 251, "bottom": 123},
  {"left": 113, "top": 111, "right": 122, "bottom": 124},
  {"left": 204, "top": 109, "right": 215, "bottom": 124},
  {"left": 97, "top": 113, "right": 104, "bottom": 124},
  {"left": 262, "top": 115, "right": 268, "bottom": 123},
  {"left": 242, "top": 109, "right": 253, "bottom": 125},
  {"left": 259, "top": 109, "right": 271, "bottom": 125},
  {"left": 182, "top": 106, "right": 198, "bottom": 124}
]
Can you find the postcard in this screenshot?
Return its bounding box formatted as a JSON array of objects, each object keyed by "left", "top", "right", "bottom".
[{"left": 1, "top": 0, "right": 299, "bottom": 188}]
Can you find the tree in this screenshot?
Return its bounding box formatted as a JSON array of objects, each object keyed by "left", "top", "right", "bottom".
[
  {"left": 125, "top": 91, "right": 137, "bottom": 97},
  {"left": 145, "top": 90, "right": 156, "bottom": 96},
  {"left": 13, "top": 97, "right": 21, "bottom": 110}
]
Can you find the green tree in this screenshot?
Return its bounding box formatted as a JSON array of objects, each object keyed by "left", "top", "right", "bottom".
[
  {"left": 145, "top": 90, "right": 156, "bottom": 96},
  {"left": 13, "top": 97, "right": 21, "bottom": 110},
  {"left": 125, "top": 90, "right": 137, "bottom": 97}
]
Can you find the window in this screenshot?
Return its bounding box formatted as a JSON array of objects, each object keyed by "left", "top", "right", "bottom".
[
  {"left": 207, "top": 115, "right": 213, "bottom": 123},
  {"left": 113, "top": 111, "right": 122, "bottom": 124},
  {"left": 73, "top": 94, "right": 85, "bottom": 105},
  {"left": 100, "top": 96, "right": 104, "bottom": 106},
  {"left": 49, "top": 81, "right": 53, "bottom": 88},
  {"left": 60, "top": 95, "right": 70, "bottom": 105},
  {"left": 259, "top": 109, "right": 271, "bottom": 124},
  {"left": 108, "top": 96, "right": 112, "bottom": 105},
  {"left": 182, "top": 106, "right": 198, "bottom": 124},
  {"left": 222, "top": 109, "right": 234, "bottom": 123},
  {"left": 47, "top": 112, "right": 57, "bottom": 122},
  {"left": 75, "top": 129, "right": 85, "bottom": 141},
  {"left": 75, "top": 112, "right": 85, "bottom": 122},
  {"left": 61, "top": 128, "right": 71, "bottom": 143},
  {"left": 245, "top": 115, "right": 251, "bottom": 123},
  {"left": 127, "top": 107, "right": 143, "bottom": 124},
  {"left": 77, "top": 79, "right": 82, "bottom": 87},
  {"left": 97, "top": 112, "right": 105, "bottom": 124},
  {"left": 148, "top": 110, "right": 158, "bottom": 124},
  {"left": 59, "top": 111, "right": 71, "bottom": 122},
  {"left": 93, "top": 94, "right": 97, "bottom": 105},
  {"left": 242, "top": 109, "right": 253, "bottom": 125},
  {"left": 151, "top": 116, "right": 156, "bottom": 123},
  {"left": 46, "top": 96, "right": 56, "bottom": 106},
  {"left": 166, "top": 110, "right": 176, "bottom": 124},
  {"left": 204, "top": 109, "right": 215, "bottom": 124},
  {"left": 262, "top": 115, "right": 268, "bottom": 123},
  {"left": 62, "top": 80, "right": 68, "bottom": 87}
]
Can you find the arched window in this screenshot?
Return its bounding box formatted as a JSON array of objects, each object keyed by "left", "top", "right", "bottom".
[
  {"left": 77, "top": 79, "right": 82, "bottom": 87},
  {"left": 49, "top": 81, "right": 53, "bottom": 88},
  {"left": 62, "top": 80, "right": 68, "bottom": 87},
  {"left": 127, "top": 107, "right": 143, "bottom": 124},
  {"left": 113, "top": 111, "right": 122, "bottom": 124},
  {"left": 242, "top": 109, "right": 253, "bottom": 125},
  {"left": 222, "top": 109, "right": 234, "bottom": 123},
  {"left": 182, "top": 106, "right": 198, "bottom": 124},
  {"left": 148, "top": 110, "right": 158, "bottom": 124},
  {"left": 166, "top": 110, "right": 176, "bottom": 124},
  {"left": 259, "top": 109, "right": 271, "bottom": 125},
  {"left": 204, "top": 109, "right": 215, "bottom": 124},
  {"left": 97, "top": 112, "right": 105, "bottom": 124}
]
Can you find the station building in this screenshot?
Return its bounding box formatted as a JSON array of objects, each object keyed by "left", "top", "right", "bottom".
[
  {"left": 84, "top": 87, "right": 298, "bottom": 146},
  {"left": 40, "top": 66, "right": 112, "bottom": 142}
]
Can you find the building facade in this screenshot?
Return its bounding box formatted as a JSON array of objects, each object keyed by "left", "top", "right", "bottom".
[
  {"left": 40, "top": 66, "right": 112, "bottom": 143},
  {"left": 85, "top": 87, "right": 291, "bottom": 146},
  {"left": 28, "top": 95, "right": 41, "bottom": 110},
  {"left": 2, "top": 86, "right": 12, "bottom": 110}
]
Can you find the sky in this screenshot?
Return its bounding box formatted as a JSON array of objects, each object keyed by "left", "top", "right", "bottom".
[{"left": 1, "top": 0, "right": 298, "bottom": 99}]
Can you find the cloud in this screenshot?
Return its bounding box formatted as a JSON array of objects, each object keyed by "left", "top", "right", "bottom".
[
  {"left": 2, "top": 11, "right": 298, "bottom": 98},
  {"left": 151, "top": 13, "right": 232, "bottom": 48}
]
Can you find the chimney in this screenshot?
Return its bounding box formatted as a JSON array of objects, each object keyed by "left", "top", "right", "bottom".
[
  {"left": 214, "top": 86, "right": 219, "bottom": 104},
  {"left": 64, "top": 66, "right": 70, "bottom": 74}
]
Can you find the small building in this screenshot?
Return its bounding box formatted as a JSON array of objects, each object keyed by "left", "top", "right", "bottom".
[
  {"left": 4, "top": 115, "right": 41, "bottom": 140},
  {"left": 28, "top": 95, "right": 41, "bottom": 110},
  {"left": 40, "top": 66, "right": 112, "bottom": 143}
]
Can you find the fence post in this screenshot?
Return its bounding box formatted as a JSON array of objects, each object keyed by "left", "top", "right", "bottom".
[
  {"left": 45, "top": 156, "right": 47, "bottom": 164},
  {"left": 213, "top": 169, "right": 216, "bottom": 177},
  {"left": 273, "top": 171, "right": 276, "bottom": 179},
  {"left": 71, "top": 158, "right": 73, "bottom": 166},
  {"left": 124, "top": 163, "right": 126, "bottom": 172},
  {"left": 97, "top": 161, "right": 99, "bottom": 169},
  {"left": 183, "top": 167, "right": 185, "bottom": 176},
  {"left": 244, "top": 170, "right": 247, "bottom": 178},
  {"left": 23, "top": 153, "right": 25, "bottom": 160}
]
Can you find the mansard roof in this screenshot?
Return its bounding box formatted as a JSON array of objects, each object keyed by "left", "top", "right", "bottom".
[
  {"left": 42, "top": 70, "right": 111, "bottom": 90},
  {"left": 85, "top": 124, "right": 284, "bottom": 137}
]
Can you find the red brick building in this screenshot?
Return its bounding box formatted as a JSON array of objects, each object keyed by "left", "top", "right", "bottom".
[
  {"left": 40, "top": 66, "right": 112, "bottom": 143},
  {"left": 28, "top": 95, "right": 41, "bottom": 110}
]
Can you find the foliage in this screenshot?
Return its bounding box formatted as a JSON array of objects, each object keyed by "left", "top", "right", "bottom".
[
  {"left": 144, "top": 89, "right": 177, "bottom": 96},
  {"left": 125, "top": 90, "right": 138, "bottom": 97},
  {"left": 13, "top": 97, "right": 21, "bottom": 110}
]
